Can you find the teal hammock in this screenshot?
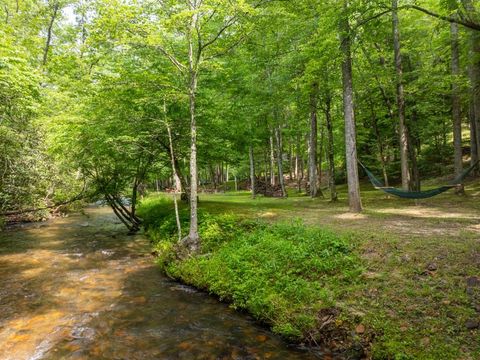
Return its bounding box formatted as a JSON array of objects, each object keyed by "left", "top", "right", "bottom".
[{"left": 358, "top": 161, "right": 479, "bottom": 199}]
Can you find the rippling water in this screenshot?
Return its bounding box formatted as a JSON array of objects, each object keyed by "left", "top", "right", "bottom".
[{"left": 0, "top": 207, "right": 328, "bottom": 359}]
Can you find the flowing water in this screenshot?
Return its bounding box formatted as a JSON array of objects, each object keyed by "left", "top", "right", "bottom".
[{"left": 0, "top": 207, "right": 327, "bottom": 359}]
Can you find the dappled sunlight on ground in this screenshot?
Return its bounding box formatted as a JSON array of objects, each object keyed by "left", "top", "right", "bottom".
[
  {"left": 334, "top": 212, "right": 368, "bottom": 220},
  {"left": 373, "top": 206, "right": 480, "bottom": 220}
]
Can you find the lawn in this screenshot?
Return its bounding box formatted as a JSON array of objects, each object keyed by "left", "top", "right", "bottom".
[{"left": 138, "top": 180, "right": 480, "bottom": 359}]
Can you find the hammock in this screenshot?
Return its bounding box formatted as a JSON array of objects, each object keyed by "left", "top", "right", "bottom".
[{"left": 358, "top": 161, "right": 479, "bottom": 199}]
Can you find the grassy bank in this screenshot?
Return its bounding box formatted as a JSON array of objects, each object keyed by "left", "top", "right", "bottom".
[{"left": 138, "top": 183, "right": 480, "bottom": 359}]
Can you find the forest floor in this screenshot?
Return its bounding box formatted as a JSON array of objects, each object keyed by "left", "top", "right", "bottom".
[{"left": 140, "top": 180, "right": 480, "bottom": 359}]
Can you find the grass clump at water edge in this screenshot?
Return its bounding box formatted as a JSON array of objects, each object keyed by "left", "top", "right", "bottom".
[{"left": 138, "top": 195, "right": 363, "bottom": 350}]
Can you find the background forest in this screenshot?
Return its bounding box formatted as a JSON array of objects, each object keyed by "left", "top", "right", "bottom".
[{"left": 2, "top": 0, "right": 480, "bottom": 227}]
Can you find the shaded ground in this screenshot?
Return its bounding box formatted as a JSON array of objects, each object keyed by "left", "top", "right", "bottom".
[
  {"left": 192, "top": 180, "right": 480, "bottom": 358},
  {"left": 0, "top": 207, "right": 324, "bottom": 360}
]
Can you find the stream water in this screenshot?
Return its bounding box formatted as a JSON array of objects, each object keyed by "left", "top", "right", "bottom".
[{"left": 0, "top": 207, "right": 327, "bottom": 359}]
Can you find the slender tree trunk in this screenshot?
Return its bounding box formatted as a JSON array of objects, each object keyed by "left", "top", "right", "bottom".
[
  {"left": 275, "top": 125, "right": 287, "bottom": 197},
  {"left": 249, "top": 145, "right": 256, "bottom": 198},
  {"left": 340, "top": 0, "right": 362, "bottom": 212},
  {"left": 184, "top": 4, "right": 200, "bottom": 251},
  {"left": 289, "top": 142, "right": 293, "bottom": 181},
  {"left": 130, "top": 180, "right": 139, "bottom": 230},
  {"left": 43, "top": 1, "right": 59, "bottom": 66},
  {"left": 309, "top": 83, "right": 320, "bottom": 198},
  {"left": 451, "top": 23, "right": 465, "bottom": 193},
  {"left": 269, "top": 133, "right": 276, "bottom": 186},
  {"left": 392, "top": 0, "right": 411, "bottom": 190},
  {"left": 325, "top": 95, "right": 338, "bottom": 202},
  {"left": 167, "top": 124, "right": 182, "bottom": 242}
]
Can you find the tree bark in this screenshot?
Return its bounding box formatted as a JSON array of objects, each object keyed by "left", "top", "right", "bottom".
[
  {"left": 308, "top": 83, "right": 320, "bottom": 198},
  {"left": 392, "top": 0, "right": 411, "bottom": 190},
  {"left": 451, "top": 23, "right": 465, "bottom": 193},
  {"left": 340, "top": 0, "right": 362, "bottom": 212}
]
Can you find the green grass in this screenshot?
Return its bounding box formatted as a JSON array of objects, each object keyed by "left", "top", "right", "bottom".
[{"left": 138, "top": 181, "right": 480, "bottom": 359}]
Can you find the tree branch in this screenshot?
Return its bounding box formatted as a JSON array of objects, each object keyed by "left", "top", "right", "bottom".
[
  {"left": 402, "top": 4, "right": 480, "bottom": 31},
  {"left": 155, "top": 45, "right": 188, "bottom": 73},
  {"left": 1, "top": 184, "right": 87, "bottom": 217}
]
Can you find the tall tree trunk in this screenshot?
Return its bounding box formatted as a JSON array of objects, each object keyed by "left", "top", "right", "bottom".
[
  {"left": 275, "top": 125, "right": 287, "bottom": 198},
  {"left": 308, "top": 83, "right": 320, "bottom": 198},
  {"left": 325, "top": 94, "right": 338, "bottom": 202},
  {"left": 43, "top": 1, "right": 59, "bottom": 66},
  {"left": 249, "top": 145, "right": 256, "bottom": 198},
  {"left": 392, "top": 0, "right": 411, "bottom": 190},
  {"left": 340, "top": 0, "right": 362, "bottom": 212},
  {"left": 184, "top": 5, "right": 200, "bottom": 252},
  {"left": 451, "top": 23, "right": 465, "bottom": 193}
]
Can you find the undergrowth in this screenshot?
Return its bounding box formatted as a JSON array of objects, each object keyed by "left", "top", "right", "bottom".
[{"left": 138, "top": 195, "right": 362, "bottom": 344}]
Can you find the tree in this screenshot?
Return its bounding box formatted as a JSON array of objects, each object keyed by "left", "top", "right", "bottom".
[
  {"left": 392, "top": 0, "right": 411, "bottom": 190},
  {"left": 340, "top": 0, "right": 362, "bottom": 212}
]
